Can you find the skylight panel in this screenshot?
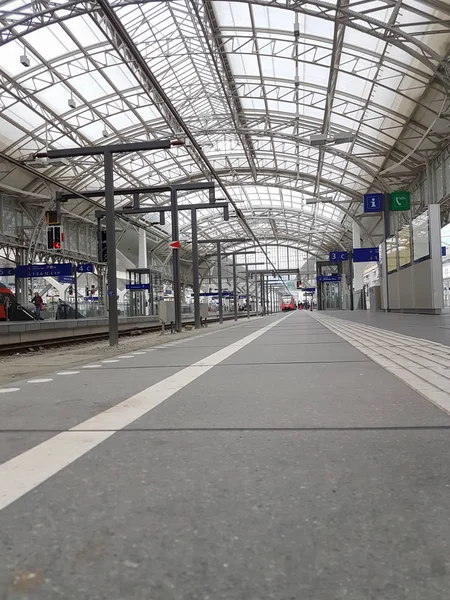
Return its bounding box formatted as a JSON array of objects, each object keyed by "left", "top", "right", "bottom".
[
  {"left": 215, "top": 2, "right": 251, "bottom": 28},
  {"left": 101, "top": 65, "right": 138, "bottom": 91},
  {"left": 0, "top": 117, "right": 24, "bottom": 146},
  {"left": 24, "top": 24, "right": 78, "bottom": 61},
  {"left": 70, "top": 73, "right": 114, "bottom": 101},
  {"left": 66, "top": 15, "right": 108, "bottom": 46}
]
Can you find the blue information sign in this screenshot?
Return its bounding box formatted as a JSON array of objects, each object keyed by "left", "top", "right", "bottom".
[
  {"left": 126, "top": 283, "right": 150, "bottom": 291},
  {"left": 364, "top": 193, "right": 383, "bottom": 213},
  {"left": 443, "top": 246, "right": 447, "bottom": 257},
  {"left": 77, "top": 263, "right": 94, "bottom": 274},
  {"left": 58, "top": 275, "right": 75, "bottom": 284},
  {"left": 353, "top": 247, "right": 379, "bottom": 262},
  {"left": 16, "top": 263, "right": 73, "bottom": 278},
  {"left": 317, "top": 275, "right": 341, "bottom": 283},
  {"left": 329, "top": 251, "right": 348, "bottom": 262},
  {"left": 303, "top": 287, "right": 316, "bottom": 292},
  {"left": 0, "top": 267, "right": 15, "bottom": 277}
]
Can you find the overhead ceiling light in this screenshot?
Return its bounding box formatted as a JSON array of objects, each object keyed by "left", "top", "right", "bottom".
[
  {"left": 23, "top": 157, "right": 68, "bottom": 168},
  {"left": 68, "top": 97, "right": 76, "bottom": 109},
  {"left": 309, "top": 134, "right": 328, "bottom": 147},
  {"left": 102, "top": 127, "right": 109, "bottom": 138},
  {"left": 332, "top": 132, "right": 355, "bottom": 144},
  {"left": 309, "top": 132, "right": 356, "bottom": 146}
]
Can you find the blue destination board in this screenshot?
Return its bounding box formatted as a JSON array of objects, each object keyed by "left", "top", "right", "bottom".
[
  {"left": 317, "top": 275, "right": 341, "bottom": 283},
  {"left": 126, "top": 283, "right": 150, "bottom": 291},
  {"left": 0, "top": 267, "right": 15, "bottom": 276},
  {"left": 353, "top": 247, "right": 379, "bottom": 262},
  {"left": 16, "top": 263, "right": 73, "bottom": 278},
  {"left": 58, "top": 275, "right": 75, "bottom": 284},
  {"left": 302, "top": 287, "right": 316, "bottom": 292}
]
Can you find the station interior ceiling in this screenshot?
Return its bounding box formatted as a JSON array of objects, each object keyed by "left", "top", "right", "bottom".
[{"left": 1, "top": 0, "right": 450, "bottom": 270}]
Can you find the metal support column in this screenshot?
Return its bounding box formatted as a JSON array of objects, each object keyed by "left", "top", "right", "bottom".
[
  {"left": 349, "top": 252, "right": 354, "bottom": 311},
  {"left": 191, "top": 208, "right": 201, "bottom": 329},
  {"left": 104, "top": 151, "right": 119, "bottom": 346},
  {"left": 260, "top": 274, "right": 265, "bottom": 315},
  {"left": 232, "top": 253, "right": 238, "bottom": 321},
  {"left": 217, "top": 242, "right": 223, "bottom": 324},
  {"left": 245, "top": 264, "right": 250, "bottom": 319},
  {"left": 383, "top": 194, "right": 390, "bottom": 312},
  {"left": 171, "top": 188, "right": 182, "bottom": 333},
  {"left": 255, "top": 275, "right": 259, "bottom": 316},
  {"left": 73, "top": 266, "right": 78, "bottom": 320}
]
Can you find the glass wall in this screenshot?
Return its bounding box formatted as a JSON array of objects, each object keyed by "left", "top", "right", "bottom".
[{"left": 412, "top": 210, "right": 430, "bottom": 263}]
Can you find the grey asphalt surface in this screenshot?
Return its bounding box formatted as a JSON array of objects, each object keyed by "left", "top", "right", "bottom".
[{"left": 1, "top": 311, "right": 449, "bottom": 600}]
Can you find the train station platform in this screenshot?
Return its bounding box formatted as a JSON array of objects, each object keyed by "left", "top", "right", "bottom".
[
  {"left": 0, "top": 311, "right": 449, "bottom": 599},
  {"left": 0, "top": 312, "right": 250, "bottom": 350}
]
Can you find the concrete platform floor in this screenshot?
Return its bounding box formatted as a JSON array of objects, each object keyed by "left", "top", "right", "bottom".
[
  {"left": 0, "top": 311, "right": 449, "bottom": 599},
  {"left": 323, "top": 309, "right": 450, "bottom": 347}
]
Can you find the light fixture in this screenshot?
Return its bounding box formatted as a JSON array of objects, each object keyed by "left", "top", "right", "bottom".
[
  {"left": 20, "top": 53, "right": 30, "bottom": 67},
  {"left": 68, "top": 97, "right": 76, "bottom": 109},
  {"left": 309, "top": 132, "right": 356, "bottom": 147},
  {"left": 22, "top": 157, "right": 68, "bottom": 168},
  {"left": 102, "top": 127, "right": 109, "bottom": 138},
  {"left": 332, "top": 132, "right": 355, "bottom": 144}
]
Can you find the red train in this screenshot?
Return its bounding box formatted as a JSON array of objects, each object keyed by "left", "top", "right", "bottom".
[
  {"left": 0, "top": 281, "right": 35, "bottom": 321},
  {"left": 281, "top": 295, "right": 296, "bottom": 311}
]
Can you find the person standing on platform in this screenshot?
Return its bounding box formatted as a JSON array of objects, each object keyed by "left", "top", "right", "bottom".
[
  {"left": 3, "top": 294, "right": 12, "bottom": 321},
  {"left": 31, "top": 291, "right": 43, "bottom": 320}
]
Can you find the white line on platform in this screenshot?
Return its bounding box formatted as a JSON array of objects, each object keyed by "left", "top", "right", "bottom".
[
  {"left": 118, "top": 356, "right": 134, "bottom": 359},
  {"left": 0, "top": 312, "right": 292, "bottom": 512},
  {"left": 57, "top": 371, "right": 80, "bottom": 376},
  {"left": 101, "top": 359, "right": 119, "bottom": 363},
  {"left": 27, "top": 379, "right": 53, "bottom": 384},
  {"left": 82, "top": 365, "right": 102, "bottom": 369},
  {"left": 0, "top": 388, "right": 20, "bottom": 394}
]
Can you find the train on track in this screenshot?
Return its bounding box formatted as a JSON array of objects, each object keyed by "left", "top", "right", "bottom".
[
  {"left": 281, "top": 295, "right": 297, "bottom": 311},
  {"left": 0, "top": 282, "right": 35, "bottom": 321}
]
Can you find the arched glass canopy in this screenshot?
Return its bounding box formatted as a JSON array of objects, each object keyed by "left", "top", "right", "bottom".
[{"left": 0, "top": 0, "right": 449, "bottom": 258}]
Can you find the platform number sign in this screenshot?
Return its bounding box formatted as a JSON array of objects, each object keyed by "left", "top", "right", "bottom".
[
  {"left": 329, "top": 251, "right": 348, "bottom": 262},
  {"left": 390, "top": 191, "right": 410, "bottom": 211}
]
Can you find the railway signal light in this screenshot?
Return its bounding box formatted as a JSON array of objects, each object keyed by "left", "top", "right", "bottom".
[{"left": 47, "top": 226, "right": 63, "bottom": 250}]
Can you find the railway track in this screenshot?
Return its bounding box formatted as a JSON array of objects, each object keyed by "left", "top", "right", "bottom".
[{"left": 0, "top": 313, "right": 253, "bottom": 355}]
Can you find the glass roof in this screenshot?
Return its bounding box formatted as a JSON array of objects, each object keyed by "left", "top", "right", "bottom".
[{"left": 0, "top": 0, "right": 449, "bottom": 256}]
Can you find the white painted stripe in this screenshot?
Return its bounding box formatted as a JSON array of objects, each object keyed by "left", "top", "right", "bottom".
[
  {"left": 27, "top": 379, "right": 53, "bottom": 384},
  {"left": 82, "top": 365, "right": 102, "bottom": 369},
  {"left": 118, "top": 356, "right": 134, "bottom": 359},
  {"left": 0, "top": 388, "right": 20, "bottom": 394},
  {"left": 0, "top": 313, "right": 291, "bottom": 512},
  {"left": 101, "top": 359, "right": 119, "bottom": 364},
  {"left": 57, "top": 371, "right": 80, "bottom": 376}
]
